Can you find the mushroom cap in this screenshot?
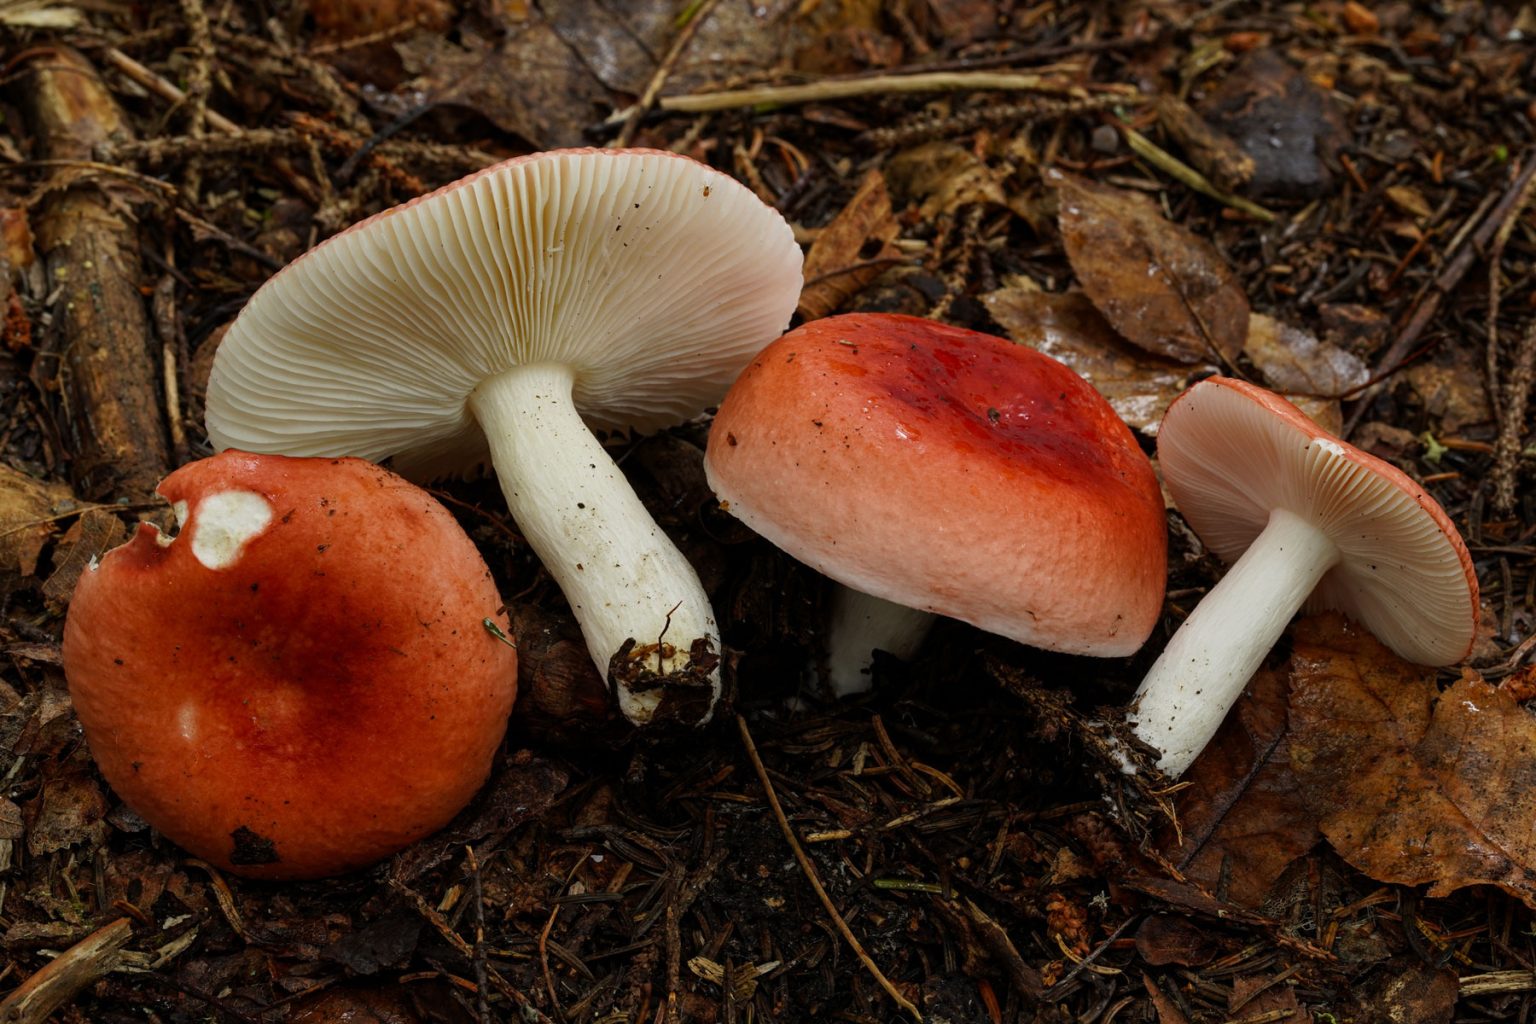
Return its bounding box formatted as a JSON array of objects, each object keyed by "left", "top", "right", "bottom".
[
  {"left": 206, "top": 148, "right": 803, "bottom": 479},
  {"left": 61, "top": 452, "right": 518, "bottom": 879},
  {"left": 704, "top": 313, "right": 1168, "bottom": 656},
  {"left": 1158, "top": 376, "right": 1479, "bottom": 665}
]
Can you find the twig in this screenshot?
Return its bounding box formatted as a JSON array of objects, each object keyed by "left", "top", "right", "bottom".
[
  {"left": 465, "top": 847, "right": 491, "bottom": 1024},
  {"left": 100, "top": 46, "right": 321, "bottom": 205},
  {"left": 1343, "top": 146, "right": 1536, "bottom": 435},
  {"left": 604, "top": 71, "right": 1080, "bottom": 126},
  {"left": 0, "top": 918, "right": 132, "bottom": 1024},
  {"left": 614, "top": 0, "right": 722, "bottom": 149},
  {"left": 1493, "top": 318, "right": 1536, "bottom": 513},
  {"left": 1120, "top": 125, "right": 1275, "bottom": 222},
  {"left": 736, "top": 715, "right": 922, "bottom": 1021}
]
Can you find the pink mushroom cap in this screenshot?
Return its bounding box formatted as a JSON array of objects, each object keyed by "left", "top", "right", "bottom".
[{"left": 704, "top": 313, "right": 1168, "bottom": 656}]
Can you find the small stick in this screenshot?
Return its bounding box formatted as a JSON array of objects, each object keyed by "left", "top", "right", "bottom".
[
  {"left": 736, "top": 715, "right": 922, "bottom": 1021},
  {"left": 100, "top": 47, "right": 321, "bottom": 205},
  {"left": 464, "top": 847, "right": 491, "bottom": 1024},
  {"left": 1120, "top": 126, "right": 1275, "bottom": 222},
  {"left": 0, "top": 918, "right": 132, "bottom": 1024},
  {"left": 604, "top": 70, "right": 1080, "bottom": 126},
  {"left": 613, "top": 0, "right": 722, "bottom": 149},
  {"left": 1343, "top": 146, "right": 1536, "bottom": 435},
  {"left": 1493, "top": 319, "right": 1536, "bottom": 513}
]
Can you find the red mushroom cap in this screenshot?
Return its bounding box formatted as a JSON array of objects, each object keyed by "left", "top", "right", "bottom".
[
  {"left": 62, "top": 451, "right": 518, "bottom": 879},
  {"left": 704, "top": 313, "right": 1167, "bottom": 656}
]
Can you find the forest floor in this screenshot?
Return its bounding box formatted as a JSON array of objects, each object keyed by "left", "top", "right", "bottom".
[{"left": 1, "top": 1, "right": 1535, "bottom": 1022}]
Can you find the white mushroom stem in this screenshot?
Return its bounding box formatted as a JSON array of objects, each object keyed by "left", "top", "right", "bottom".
[
  {"left": 1128, "top": 507, "right": 1339, "bottom": 777},
  {"left": 825, "top": 587, "right": 936, "bottom": 697},
  {"left": 469, "top": 362, "right": 719, "bottom": 726}
]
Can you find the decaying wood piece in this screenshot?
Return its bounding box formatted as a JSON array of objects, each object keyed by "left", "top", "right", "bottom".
[
  {"left": 18, "top": 47, "right": 170, "bottom": 502},
  {"left": 0, "top": 918, "right": 133, "bottom": 1024}
]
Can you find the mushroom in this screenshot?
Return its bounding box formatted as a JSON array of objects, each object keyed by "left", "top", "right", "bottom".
[
  {"left": 62, "top": 451, "right": 518, "bottom": 879},
  {"left": 1128, "top": 377, "right": 1480, "bottom": 777},
  {"left": 205, "top": 148, "right": 802, "bottom": 728},
  {"left": 704, "top": 312, "right": 1168, "bottom": 671}
]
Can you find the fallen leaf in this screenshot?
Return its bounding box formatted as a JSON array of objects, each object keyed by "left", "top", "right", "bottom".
[
  {"left": 1135, "top": 915, "right": 1219, "bottom": 967},
  {"left": 1162, "top": 657, "right": 1319, "bottom": 910},
  {"left": 1230, "top": 974, "right": 1309, "bottom": 1023},
  {"left": 290, "top": 986, "right": 422, "bottom": 1024},
  {"left": 1050, "top": 169, "right": 1249, "bottom": 365},
  {"left": 1289, "top": 613, "right": 1536, "bottom": 907},
  {"left": 1199, "top": 50, "right": 1348, "bottom": 198},
  {"left": 0, "top": 464, "right": 75, "bottom": 579},
  {"left": 1406, "top": 360, "right": 1493, "bottom": 432},
  {"left": 26, "top": 764, "right": 108, "bottom": 857},
  {"left": 1386, "top": 184, "right": 1433, "bottom": 219},
  {"left": 1155, "top": 95, "right": 1254, "bottom": 192},
  {"left": 1345, "top": 956, "right": 1457, "bottom": 1024},
  {"left": 886, "top": 142, "right": 1008, "bottom": 220},
  {"left": 396, "top": 23, "right": 610, "bottom": 148},
  {"left": 1245, "top": 313, "right": 1369, "bottom": 398},
  {"left": 981, "top": 279, "right": 1209, "bottom": 433},
  {"left": 42, "top": 507, "right": 127, "bottom": 609},
  {"left": 798, "top": 169, "right": 902, "bottom": 321},
  {"left": 305, "top": 0, "right": 451, "bottom": 39}
]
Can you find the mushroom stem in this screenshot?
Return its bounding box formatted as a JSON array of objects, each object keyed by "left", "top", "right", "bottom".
[
  {"left": 470, "top": 363, "right": 719, "bottom": 727},
  {"left": 825, "top": 586, "right": 936, "bottom": 696},
  {"left": 1128, "top": 506, "right": 1339, "bottom": 777}
]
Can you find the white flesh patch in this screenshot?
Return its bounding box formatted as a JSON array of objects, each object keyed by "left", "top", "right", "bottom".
[{"left": 190, "top": 490, "right": 273, "bottom": 569}]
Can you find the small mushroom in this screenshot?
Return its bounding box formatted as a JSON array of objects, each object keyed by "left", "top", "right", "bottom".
[
  {"left": 206, "top": 148, "right": 802, "bottom": 728},
  {"left": 1128, "top": 377, "right": 1480, "bottom": 777},
  {"left": 704, "top": 313, "right": 1168, "bottom": 675},
  {"left": 61, "top": 451, "right": 518, "bottom": 879}
]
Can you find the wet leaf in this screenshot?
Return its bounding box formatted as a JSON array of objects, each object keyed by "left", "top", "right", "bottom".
[
  {"left": 1289, "top": 613, "right": 1536, "bottom": 907},
  {"left": 1406, "top": 360, "right": 1493, "bottom": 432},
  {"left": 799, "top": 169, "right": 902, "bottom": 321},
  {"left": 290, "top": 985, "right": 422, "bottom": 1024},
  {"left": 1245, "top": 313, "right": 1369, "bottom": 398},
  {"left": 982, "top": 280, "right": 1210, "bottom": 433},
  {"left": 1050, "top": 169, "right": 1249, "bottom": 365},
  {"left": 1162, "top": 658, "right": 1319, "bottom": 910}
]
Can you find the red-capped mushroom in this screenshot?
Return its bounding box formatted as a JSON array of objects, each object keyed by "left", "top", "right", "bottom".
[
  {"left": 704, "top": 313, "right": 1168, "bottom": 676},
  {"left": 1128, "top": 377, "right": 1480, "bottom": 777},
  {"left": 62, "top": 451, "right": 518, "bottom": 879}
]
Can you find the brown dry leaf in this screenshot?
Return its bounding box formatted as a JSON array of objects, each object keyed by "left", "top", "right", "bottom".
[
  {"left": 1406, "top": 360, "right": 1493, "bottom": 432},
  {"left": 42, "top": 508, "right": 127, "bottom": 609},
  {"left": 26, "top": 764, "right": 108, "bottom": 857},
  {"left": 1245, "top": 313, "right": 1369, "bottom": 398},
  {"left": 0, "top": 464, "right": 75, "bottom": 579},
  {"left": 306, "top": 0, "right": 451, "bottom": 39},
  {"left": 1230, "top": 974, "right": 1309, "bottom": 1023},
  {"left": 886, "top": 142, "right": 1008, "bottom": 221},
  {"left": 798, "top": 169, "right": 902, "bottom": 321},
  {"left": 982, "top": 279, "right": 1210, "bottom": 433},
  {"left": 396, "top": 23, "right": 610, "bottom": 148},
  {"left": 1162, "top": 658, "right": 1319, "bottom": 910},
  {"left": 1289, "top": 613, "right": 1536, "bottom": 907},
  {"left": 1050, "top": 169, "right": 1249, "bottom": 365},
  {"left": 1134, "top": 915, "right": 1218, "bottom": 967}
]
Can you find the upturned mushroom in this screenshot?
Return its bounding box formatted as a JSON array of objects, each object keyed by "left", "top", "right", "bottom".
[
  {"left": 704, "top": 313, "right": 1168, "bottom": 672},
  {"left": 62, "top": 451, "right": 518, "bottom": 879},
  {"left": 206, "top": 148, "right": 802, "bottom": 727},
  {"left": 1128, "top": 377, "right": 1480, "bottom": 777}
]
